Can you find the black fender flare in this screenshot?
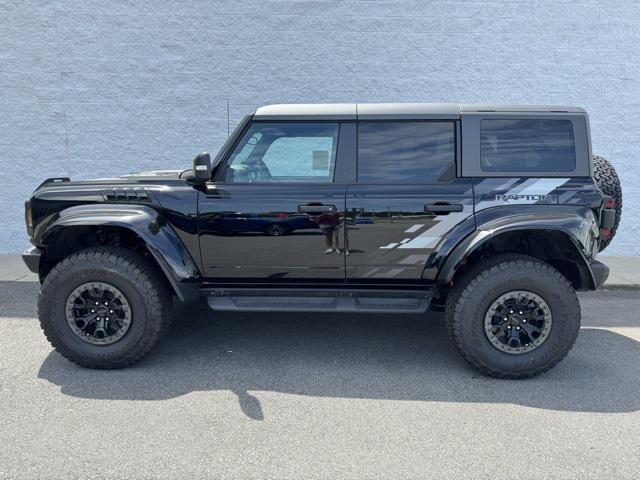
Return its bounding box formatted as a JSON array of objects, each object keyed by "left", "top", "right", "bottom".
[
  {"left": 41, "top": 204, "right": 201, "bottom": 302},
  {"left": 436, "top": 206, "right": 600, "bottom": 290}
]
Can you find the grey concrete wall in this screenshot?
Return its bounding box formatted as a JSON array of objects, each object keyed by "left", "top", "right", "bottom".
[{"left": 1, "top": 0, "right": 638, "bottom": 254}]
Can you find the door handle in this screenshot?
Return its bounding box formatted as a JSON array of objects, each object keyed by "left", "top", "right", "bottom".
[
  {"left": 298, "top": 204, "right": 336, "bottom": 213},
  {"left": 424, "top": 203, "right": 463, "bottom": 214}
]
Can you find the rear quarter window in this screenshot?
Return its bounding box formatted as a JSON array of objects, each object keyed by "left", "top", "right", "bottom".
[{"left": 480, "top": 119, "right": 576, "bottom": 172}]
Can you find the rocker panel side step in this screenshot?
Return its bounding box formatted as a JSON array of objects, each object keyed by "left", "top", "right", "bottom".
[{"left": 206, "top": 288, "right": 433, "bottom": 313}]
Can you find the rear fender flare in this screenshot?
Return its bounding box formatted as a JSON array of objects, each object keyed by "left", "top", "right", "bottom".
[{"left": 437, "top": 206, "right": 599, "bottom": 290}]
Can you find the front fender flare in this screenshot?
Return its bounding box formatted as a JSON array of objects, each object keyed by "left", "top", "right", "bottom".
[{"left": 42, "top": 204, "right": 201, "bottom": 302}]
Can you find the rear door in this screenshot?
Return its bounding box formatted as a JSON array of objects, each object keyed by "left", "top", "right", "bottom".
[
  {"left": 345, "top": 121, "right": 474, "bottom": 282},
  {"left": 198, "top": 121, "right": 353, "bottom": 281}
]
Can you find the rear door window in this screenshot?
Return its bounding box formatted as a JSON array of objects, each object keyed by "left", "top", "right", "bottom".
[
  {"left": 480, "top": 119, "right": 576, "bottom": 172},
  {"left": 357, "top": 122, "right": 455, "bottom": 182}
]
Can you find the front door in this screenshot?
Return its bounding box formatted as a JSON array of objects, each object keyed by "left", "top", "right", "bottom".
[
  {"left": 198, "top": 121, "right": 348, "bottom": 281},
  {"left": 345, "top": 121, "right": 475, "bottom": 282}
]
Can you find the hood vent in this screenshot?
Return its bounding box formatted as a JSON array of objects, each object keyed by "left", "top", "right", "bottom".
[{"left": 102, "top": 187, "right": 150, "bottom": 202}]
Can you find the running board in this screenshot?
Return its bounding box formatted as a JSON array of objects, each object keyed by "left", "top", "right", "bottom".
[{"left": 206, "top": 288, "right": 432, "bottom": 313}]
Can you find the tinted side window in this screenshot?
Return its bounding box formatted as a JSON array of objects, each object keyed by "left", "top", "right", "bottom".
[
  {"left": 225, "top": 122, "right": 339, "bottom": 183},
  {"left": 480, "top": 119, "right": 576, "bottom": 172},
  {"left": 357, "top": 122, "right": 455, "bottom": 182}
]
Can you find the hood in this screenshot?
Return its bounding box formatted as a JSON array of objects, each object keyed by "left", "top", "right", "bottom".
[
  {"left": 28, "top": 169, "right": 190, "bottom": 240},
  {"left": 97, "top": 169, "right": 185, "bottom": 182},
  {"left": 33, "top": 170, "right": 187, "bottom": 191}
]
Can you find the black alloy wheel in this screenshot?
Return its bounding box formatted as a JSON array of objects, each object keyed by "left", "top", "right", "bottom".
[
  {"left": 483, "top": 290, "right": 552, "bottom": 354},
  {"left": 65, "top": 281, "right": 132, "bottom": 345}
]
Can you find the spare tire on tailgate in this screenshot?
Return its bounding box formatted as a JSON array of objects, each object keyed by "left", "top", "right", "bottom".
[{"left": 592, "top": 155, "right": 622, "bottom": 251}]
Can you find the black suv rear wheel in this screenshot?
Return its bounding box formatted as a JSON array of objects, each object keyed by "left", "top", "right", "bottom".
[
  {"left": 445, "top": 254, "right": 580, "bottom": 378},
  {"left": 265, "top": 224, "right": 290, "bottom": 236},
  {"left": 38, "top": 247, "right": 173, "bottom": 369}
]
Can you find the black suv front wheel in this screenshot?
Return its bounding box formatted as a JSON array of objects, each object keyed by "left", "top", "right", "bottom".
[
  {"left": 38, "top": 247, "right": 173, "bottom": 369},
  {"left": 445, "top": 254, "right": 580, "bottom": 378}
]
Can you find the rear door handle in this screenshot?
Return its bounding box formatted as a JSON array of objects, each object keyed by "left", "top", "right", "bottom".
[
  {"left": 424, "top": 203, "right": 463, "bottom": 214},
  {"left": 298, "top": 204, "right": 336, "bottom": 213}
]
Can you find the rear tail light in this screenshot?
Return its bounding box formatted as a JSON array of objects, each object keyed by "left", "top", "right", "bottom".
[
  {"left": 25, "top": 201, "right": 33, "bottom": 236},
  {"left": 599, "top": 196, "right": 616, "bottom": 232},
  {"left": 604, "top": 197, "right": 615, "bottom": 209}
]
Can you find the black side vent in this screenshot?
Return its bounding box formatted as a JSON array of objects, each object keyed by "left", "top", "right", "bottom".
[{"left": 102, "top": 187, "right": 151, "bottom": 202}]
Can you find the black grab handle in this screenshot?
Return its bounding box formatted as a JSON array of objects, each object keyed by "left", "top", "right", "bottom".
[{"left": 424, "top": 203, "right": 463, "bottom": 213}]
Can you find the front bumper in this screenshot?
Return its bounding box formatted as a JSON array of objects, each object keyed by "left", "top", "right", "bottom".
[
  {"left": 22, "top": 246, "right": 42, "bottom": 274},
  {"left": 590, "top": 260, "right": 609, "bottom": 289}
]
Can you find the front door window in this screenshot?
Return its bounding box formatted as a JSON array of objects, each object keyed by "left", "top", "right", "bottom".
[{"left": 225, "top": 123, "right": 339, "bottom": 183}]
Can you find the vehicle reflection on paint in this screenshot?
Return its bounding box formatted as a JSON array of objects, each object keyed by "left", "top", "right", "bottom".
[
  {"left": 203, "top": 211, "right": 319, "bottom": 236},
  {"left": 197, "top": 196, "right": 472, "bottom": 281}
]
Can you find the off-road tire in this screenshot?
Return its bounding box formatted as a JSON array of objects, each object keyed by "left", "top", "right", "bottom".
[
  {"left": 593, "top": 155, "right": 622, "bottom": 251},
  {"left": 38, "top": 246, "right": 173, "bottom": 369},
  {"left": 445, "top": 254, "right": 580, "bottom": 379}
]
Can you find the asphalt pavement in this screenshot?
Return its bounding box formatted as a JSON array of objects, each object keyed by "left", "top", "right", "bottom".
[{"left": 0, "top": 281, "right": 639, "bottom": 479}]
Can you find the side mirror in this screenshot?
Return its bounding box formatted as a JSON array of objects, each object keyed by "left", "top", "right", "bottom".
[{"left": 193, "top": 152, "right": 211, "bottom": 182}]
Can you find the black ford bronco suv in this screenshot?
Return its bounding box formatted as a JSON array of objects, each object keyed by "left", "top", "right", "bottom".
[{"left": 22, "top": 103, "right": 623, "bottom": 378}]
